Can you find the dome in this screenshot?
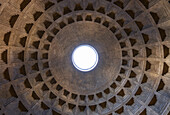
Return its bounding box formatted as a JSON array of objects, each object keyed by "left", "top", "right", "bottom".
[{"left": 0, "top": 0, "right": 170, "bottom": 115}]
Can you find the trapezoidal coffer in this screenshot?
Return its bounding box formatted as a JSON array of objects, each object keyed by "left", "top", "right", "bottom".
[{"left": 0, "top": 0, "right": 170, "bottom": 115}]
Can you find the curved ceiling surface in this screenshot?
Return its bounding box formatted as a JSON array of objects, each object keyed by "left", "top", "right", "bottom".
[{"left": 0, "top": 0, "right": 170, "bottom": 115}]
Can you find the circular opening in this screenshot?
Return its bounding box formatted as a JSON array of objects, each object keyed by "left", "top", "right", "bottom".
[{"left": 72, "top": 45, "right": 99, "bottom": 72}]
